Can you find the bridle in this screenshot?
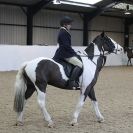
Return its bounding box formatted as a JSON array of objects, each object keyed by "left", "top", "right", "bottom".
[{"left": 78, "top": 40, "right": 119, "bottom": 67}]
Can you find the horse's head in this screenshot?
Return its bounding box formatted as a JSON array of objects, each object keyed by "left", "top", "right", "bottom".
[{"left": 94, "top": 32, "right": 123, "bottom": 54}]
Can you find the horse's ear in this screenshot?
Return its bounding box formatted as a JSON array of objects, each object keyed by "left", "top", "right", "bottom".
[{"left": 101, "top": 31, "right": 105, "bottom": 38}]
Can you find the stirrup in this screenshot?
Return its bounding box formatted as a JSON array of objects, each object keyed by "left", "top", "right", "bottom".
[{"left": 68, "top": 81, "right": 79, "bottom": 90}]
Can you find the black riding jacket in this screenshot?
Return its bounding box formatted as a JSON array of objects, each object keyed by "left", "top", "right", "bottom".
[{"left": 53, "top": 27, "right": 77, "bottom": 60}]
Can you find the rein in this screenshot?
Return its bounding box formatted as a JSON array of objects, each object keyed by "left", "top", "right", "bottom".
[{"left": 78, "top": 51, "right": 108, "bottom": 67}]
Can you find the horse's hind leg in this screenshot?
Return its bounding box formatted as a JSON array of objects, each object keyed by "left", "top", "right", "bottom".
[
  {"left": 16, "top": 83, "right": 35, "bottom": 126},
  {"left": 35, "top": 81, "right": 54, "bottom": 128},
  {"left": 70, "top": 94, "right": 87, "bottom": 126},
  {"left": 16, "top": 103, "right": 26, "bottom": 126},
  {"left": 88, "top": 88, "right": 104, "bottom": 122}
]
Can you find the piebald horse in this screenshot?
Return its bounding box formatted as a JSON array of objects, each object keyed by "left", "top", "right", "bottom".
[{"left": 14, "top": 32, "right": 123, "bottom": 127}]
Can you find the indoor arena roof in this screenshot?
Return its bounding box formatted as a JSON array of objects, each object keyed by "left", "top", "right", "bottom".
[{"left": 0, "top": 0, "right": 133, "bottom": 18}]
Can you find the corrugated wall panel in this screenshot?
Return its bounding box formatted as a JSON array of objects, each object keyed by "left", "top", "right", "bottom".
[
  {"left": 33, "top": 10, "right": 83, "bottom": 29},
  {"left": 90, "top": 16, "right": 124, "bottom": 32},
  {"left": 33, "top": 27, "right": 58, "bottom": 45},
  {"left": 71, "top": 30, "right": 83, "bottom": 46},
  {"left": 0, "top": 25, "right": 26, "bottom": 45},
  {"left": 0, "top": 5, "right": 125, "bottom": 47},
  {"left": 89, "top": 16, "right": 124, "bottom": 46},
  {"left": 0, "top": 5, "right": 26, "bottom": 45},
  {"left": 33, "top": 10, "right": 83, "bottom": 45},
  {"left": 0, "top": 5, "right": 26, "bottom": 24},
  {"left": 129, "top": 25, "right": 133, "bottom": 46}
]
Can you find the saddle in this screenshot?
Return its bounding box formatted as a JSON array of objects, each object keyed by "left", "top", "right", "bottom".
[{"left": 53, "top": 56, "right": 83, "bottom": 79}]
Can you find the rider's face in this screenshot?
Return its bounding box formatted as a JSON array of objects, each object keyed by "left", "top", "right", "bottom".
[{"left": 65, "top": 24, "right": 72, "bottom": 30}]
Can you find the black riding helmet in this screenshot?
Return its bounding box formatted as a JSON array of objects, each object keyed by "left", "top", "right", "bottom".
[{"left": 60, "top": 16, "right": 73, "bottom": 26}]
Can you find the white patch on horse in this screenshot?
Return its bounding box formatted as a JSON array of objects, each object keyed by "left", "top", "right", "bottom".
[
  {"left": 93, "top": 44, "right": 101, "bottom": 63},
  {"left": 25, "top": 57, "right": 44, "bottom": 83},
  {"left": 74, "top": 94, "right": 85, "bottom": 119},
  {"left": 36, "top": 88, "right": 52, "bottom": 122},
  {"left": 92, "top": 101, "right": 104, "bottom": 122},
  {"left": 80, "top": 56, "right": 97, "bottom": 94}
]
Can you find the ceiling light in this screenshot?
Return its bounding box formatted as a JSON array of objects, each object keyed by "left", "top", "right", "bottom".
[
  {"left": 53, "top": 0, "right": 61, "bottom": 4},
  {"left": 60, "top": 1, "right": 96, "bottom": 7},
  {"left": 124, "top": 11, "right": 131, "bottom": 15},
  {"left": 124, "top": 5, "right": 131, "bottom": 15},
  {"left": 64, "top": 0, "right": 102, "bottom": 5}
]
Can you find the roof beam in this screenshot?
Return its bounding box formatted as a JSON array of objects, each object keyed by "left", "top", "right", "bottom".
[
  {"left": 29, "top": 0, "right": 52, "bottom": 15},
  {"left": 86, "top": 0, "right": 121, "bottom": 21}
]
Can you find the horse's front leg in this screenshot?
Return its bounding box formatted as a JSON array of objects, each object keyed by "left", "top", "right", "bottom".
[
  {"left": 88, "top": 88, "right": 104, "bottom": 122},
  {"left": 70, "top": 94, "right": 87, "bottom": 126}
]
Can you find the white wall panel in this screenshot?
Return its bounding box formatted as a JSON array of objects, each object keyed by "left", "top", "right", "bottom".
[{"left": 0, "top": 45, "right": 127, "bottom": 71}]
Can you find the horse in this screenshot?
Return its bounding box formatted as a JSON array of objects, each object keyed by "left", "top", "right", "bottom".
[
  {"left": 125, "top": 47, "right": 133, "bottom": 66},
  {"left": 13, "top": 32, "right": 123, "bottom": 128}
]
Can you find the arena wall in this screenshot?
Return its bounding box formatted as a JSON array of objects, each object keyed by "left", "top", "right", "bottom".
[{"left": 0, "top": 45, "right": 128, "bottom": 71}]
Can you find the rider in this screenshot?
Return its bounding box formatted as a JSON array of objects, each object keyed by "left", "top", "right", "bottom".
[{"left": 53, "top": 16, "right": 83, "bottom": 89}]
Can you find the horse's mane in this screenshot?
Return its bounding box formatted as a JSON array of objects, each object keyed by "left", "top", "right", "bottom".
[{"left": 84, "top": 43, "right": 94, "bottom": 60}]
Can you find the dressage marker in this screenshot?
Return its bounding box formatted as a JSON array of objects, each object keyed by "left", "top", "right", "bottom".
[{"left": 13, "top": 32, "right": 123, "bottom": 128}]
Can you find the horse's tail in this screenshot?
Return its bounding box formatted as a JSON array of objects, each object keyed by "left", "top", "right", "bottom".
[{"left": 13, "top": 62, "right": 27, "bottom": 112}]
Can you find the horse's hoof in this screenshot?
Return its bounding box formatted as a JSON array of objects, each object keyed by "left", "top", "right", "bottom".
[
  {"left": 48, "top": 121, "right": 55, "bottom": 128},
  {"left": 70, "top": 120, "right": 78, "bottom": 126},
  {"left": 97, "top": 117, "right": 104, "bottom": 123},
  {"left": 15, "top": 121, "right": 24, "bottom": 126}
]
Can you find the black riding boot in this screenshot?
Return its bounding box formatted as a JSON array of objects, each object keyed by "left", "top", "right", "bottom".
[{"left": 68, "top": 66, "right": 82, "bottom": 89}]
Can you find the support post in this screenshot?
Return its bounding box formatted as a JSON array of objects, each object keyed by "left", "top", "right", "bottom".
[
  {"left": 26, "top": 0, "right": 52, "bottom": 45},
  {"left": 27, "top": 7, "right": 33, "bottom": 45},
  {"left": 124, "top": 20, "right": 129, "bottom": 49},
  {"left": 83, "top": 13, "right": 88, "bottom": 46}
]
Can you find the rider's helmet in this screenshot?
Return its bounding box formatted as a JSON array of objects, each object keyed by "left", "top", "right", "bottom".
[{"left": 60, "top": 16, "right": 73, "bottom": 26}]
